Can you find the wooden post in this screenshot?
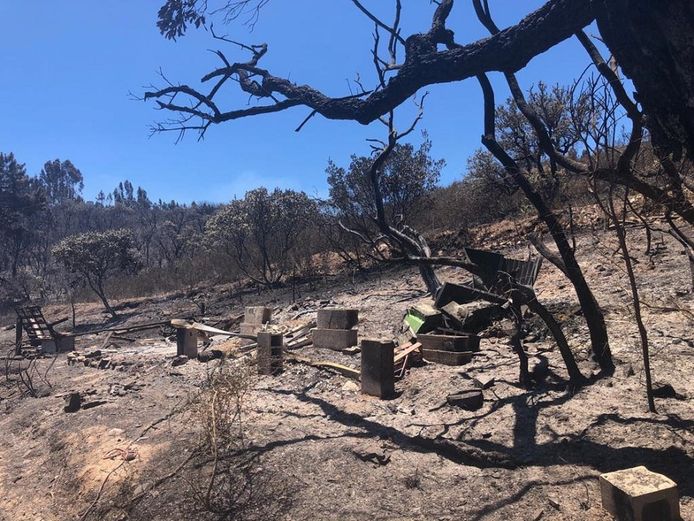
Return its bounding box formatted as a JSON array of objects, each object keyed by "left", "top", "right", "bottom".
[
  {"left": 15, "top": 318, "right": 22, "bottom": 356},
  {"left": 257, "top": 332, "right": 283, "bottom": 375},
  {"left": 176, "top": 327, "right": 198, "bottom": 358},
  {"left": 360, "top": 339, "right": 395, "bottom": 399}
]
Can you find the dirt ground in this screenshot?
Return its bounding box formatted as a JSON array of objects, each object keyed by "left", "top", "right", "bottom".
[{"left": 0, "top": 218, "right": 692, "bottom": 521}]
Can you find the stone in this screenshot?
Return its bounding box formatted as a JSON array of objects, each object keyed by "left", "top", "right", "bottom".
[
  {"left": 317, "top": 308, "right": 359, "bottom": 330},
  {"left": 473, "top": 375, "right": 496, "bottom": 389},
  {"left": 171, "top": 355, "right": 188, "bottom": 367},
  {"left": 176, "top": 327, "right": 198, "bottom": 358},
  {"left": 245, "top": 306, "right": 272, "bottom": 325},
  {"left": 341, "top": 381, "right": 360, "bottom": 392},
  {"left": 421, "top": 348, "right": 474, "bottom": 366},
  {"left": 198, "top": 349, "right": 224, "bottom": 363},
  {"left": 63, "top": 392, "right": 81, "bottom": 413},
  {"left": 312, "top": 328, "right": 358, "bottom": 350},
  {"left": 600, "top": 466, "right": 680, "bottom": 521},
  {"left": 447, "top": 390, "right": 483, "bottom": 410},
  {"left": 360, "top": 339, "right": 395, "bottom": 399},
  {"left": 257, "top": 332, "right": 283, "bottom": 375}
]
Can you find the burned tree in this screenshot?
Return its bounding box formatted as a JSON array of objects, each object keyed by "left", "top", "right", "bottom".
[
  {"left": 52, "top": 229, "right": 139, "bottom": 317},
  {"left": 206, "top": 187, "right": 317, "bottom": 288},
  {"left": 148, "top": 0, "right": 694, "bottom": 159},
  {"left": 327, "top": 121, "right": 445, "bottom": 295}
]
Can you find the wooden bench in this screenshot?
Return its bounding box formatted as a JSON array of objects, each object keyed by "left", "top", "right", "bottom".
[{"left": 15, "top": 306, "right": 75, "bottom": 354}]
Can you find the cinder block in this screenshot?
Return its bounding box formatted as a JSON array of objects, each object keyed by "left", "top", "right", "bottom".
[
  {"left": 317, "top": 308, "right": 359, "bottom": 330},
  {"left": 40, "top": 339, "right": 57, "bottom": 354},
  {"left": 361, "top": 339, "right": 394, "bottom": 399},
  {"left": 312, "top": 328, "right": 358, "bottom": 350},
  {"left": 447, "top": 390, "right": 483, "bottom": 410},
  {"left": 257, "top": 332, "right": 283, "bottom": 375},
  {"left": 245, "top": 306, "right": 272, "bottom": 325},
  {"left": 240, "top": 323, "right": 263, "bottom": 336},
  {"left": 56, "top": 336, "right": 75, "bottom": 353},
  {"left": 600, "top": 466, "right": 680, "bottom": 521},
  {"left": 421, "top": 348, "right": 474, "bottom": 366},
  {"left": 417, "top": 333, "right": 480, "bottom": 352},
  {"left": 176, "top": 327, "right": 198, "bottom": 358}
]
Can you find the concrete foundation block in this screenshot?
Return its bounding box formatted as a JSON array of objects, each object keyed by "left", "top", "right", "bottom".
[
  {"left": 418, "top": 333, "right": 480, "bottom": 352},
  {"left": 176, "top": 328, "right": 198, "bottom": 358},
  {"left": 317, "top": 308, "right": 359, "bottom": 330},
  {"left": 240, "top": 323, "right": 264, "bottom": 336},
  {"left": 312, "top": 328, "right": 358, "bottom": 350},
  {"left": 600, "top": 466, "right": 680, "bottom": 521},
  {"left": 245, "top": 306, "right": 272, "bottom": 325},
  {"left": 447, "top": 390, "right": 483, "bottom": 410},
  {"left": 56, "top": 336, "right": 75, "bottom": 353},
  {"left": 421, "top": 348, "right": 474, "bottom": 366},
  {"left": 40, "top": 339, "right": 57, "bottom": 354},
  {"left": 257, "top": 332, "right": 283, "bottom": 375},
  {"left": 360, "top": 339, "right": 394, "bottom": 399}
]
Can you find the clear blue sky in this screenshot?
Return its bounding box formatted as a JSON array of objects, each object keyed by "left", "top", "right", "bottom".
[{"left": 0, "top": 1, "right": 601, "bottom": 204}]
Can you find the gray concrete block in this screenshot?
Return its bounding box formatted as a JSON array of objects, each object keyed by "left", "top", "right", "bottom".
[
  {"left": 360, "top": 339, "right": 394, "bottom": 399},
  {"left": 600, "top": 466, "right": 680, "bottom": 521},
  {"left": 317, "top": 308, "right": 359, "bottom": 330},
  {"left": 418, "top": 333, "right": 480, "bottom": 352},
  {"left": 257, "top": 332, "right": 283, "bottom": 375},
  {"left": 312, "top": 328, "right": 358, "bottom": 350},
  {"left": 240, "top": 323, "right": 264, "bottom": 336},
  {"left": 421, "top": 348, "right": 474, "bottom": 366},
  {"left": 245, "top": 306, "right": 272, "bottom": 325},
  {"left": 176, "top": 328, "right": 198, "bottom": 358}
]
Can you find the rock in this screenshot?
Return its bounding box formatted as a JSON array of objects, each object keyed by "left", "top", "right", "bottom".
[
  {"left": 107, "top": 428, "right": 124, "bottom": 437},
  {"left": 171, "top": 355, "right": 188, "bottom": 367},
  {"left": 652, "top": 384, "right": 685, "bottom": 400},
  {"left": 82, "top": 400, "right": 107, "bottom": 410},
  {"left": 63, "top": 392, "right": 81, "bottom": 413},
  {"left": 472, "top": 375, "right": 496, "bottom": 389},
  {"left": 447, "top": 390, "right": 483, "bottom": 410},
  {"left": 600, "top": 466, "right": 680, "bottom": 521},
  {"left": 342, "top": 381, "right": 359, "bottom": 392},
  {"left": 197, "top": 349, "right": 223, "bottom": 363}
]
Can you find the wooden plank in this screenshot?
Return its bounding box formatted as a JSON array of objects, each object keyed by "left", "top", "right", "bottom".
[
  {"left": 394, "top": 342, "right": 421, "bottom": 365},
  {"left": 286, "top": 354, "right": 360, "bottom": 381}
]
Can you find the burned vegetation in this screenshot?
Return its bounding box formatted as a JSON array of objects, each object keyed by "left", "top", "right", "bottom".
[{"left": 1, "top": 1, "right": 693, "bottom": 520}]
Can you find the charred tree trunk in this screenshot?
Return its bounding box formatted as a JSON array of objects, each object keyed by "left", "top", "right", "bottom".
[{"left": 597, "top": 0, "right": 694, "bottom": 159}]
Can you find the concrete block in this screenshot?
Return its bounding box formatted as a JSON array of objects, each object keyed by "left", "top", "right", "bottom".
[
  {"left": 240, "top": 323, "right": 264, "bottom": 336},
  {"left": 312, "top": 328, "right": 358, "bottom": 350},
  {"left": 176, "top": 328, "right": 198, "bottom": 358},
  {"left": 245, "top": 306, "right": 272, "bottom": 325},
  {"left": 56, "top": 336, "right": 75, "bottom": 353},
  {"left": 40, "top": 339, "right": 57, "bottom": 354},
  {"left": 317, "top": 308, "right": 359, "bottom": 330},
  {"left": 447, "top": 390, "right": 483, "bottom": 410},
  {"left": 421, "top": 348, "right": 473, "bottom": 366},
  {"left": 360, "top": 339, "right": 395, "bottom": 399},
  {"left": 600, "top": 466, "right": 680, "bottom": 521},
  {"left": 418, "top": 333, "right": 480, "bottom": 352},
  {"left": 257, "top": 332, "right": 283, "bottom": 375}
]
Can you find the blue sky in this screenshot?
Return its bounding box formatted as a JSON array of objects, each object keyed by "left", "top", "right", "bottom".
[{"left": 0, "top": 1, "right": 602, "bottom": 204}]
